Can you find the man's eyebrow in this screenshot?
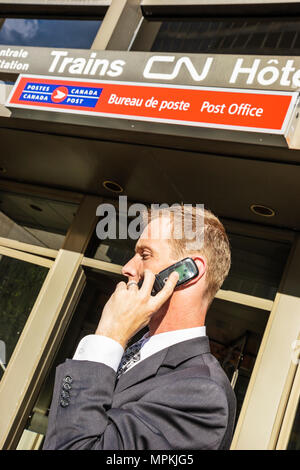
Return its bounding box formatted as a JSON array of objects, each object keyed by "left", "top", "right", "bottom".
[{"left": 135, "top": 243, "right": 153, "bottom": 253}]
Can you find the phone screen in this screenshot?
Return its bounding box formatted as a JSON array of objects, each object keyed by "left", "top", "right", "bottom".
[
  {"left": 153, "top": 258, "right": 199, "bottom": 294},
  {"left": 175, "top": 263, "right": 190, "bottom": 281}
]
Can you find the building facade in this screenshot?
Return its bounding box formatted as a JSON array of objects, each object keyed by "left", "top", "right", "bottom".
[{"left": 0, "top": 0, "right": 299, "bottom": 450}]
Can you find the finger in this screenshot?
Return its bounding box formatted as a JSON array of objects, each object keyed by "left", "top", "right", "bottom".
[
  {"left": 152, "top": 271, "right": 179, "bottom": 308},
  {"left": 139, "top": 269, "right": 155, "bottom": 296},
  {"left": 115, "top": 281, "right": 127, "bottom": 292}
]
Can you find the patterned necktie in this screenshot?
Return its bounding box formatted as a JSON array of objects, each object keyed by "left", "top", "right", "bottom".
[{"left": 117, "top": 337, "right": 145, "bottom": 378}]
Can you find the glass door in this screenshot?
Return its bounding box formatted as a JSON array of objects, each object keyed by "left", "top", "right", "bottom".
[
  {"left": 0, "top": 239, "right": 55, "bottom": 447},
  {"left": 0, "top": 241, "right": 84, "bottom": 449},
  {"left": 0, "top": 254, "right": 49, "bottom": 381}
]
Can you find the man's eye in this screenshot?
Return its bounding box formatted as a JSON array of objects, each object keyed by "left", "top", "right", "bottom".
[{"left": 141, "top": 253, "right": 150, "bottom": 260}]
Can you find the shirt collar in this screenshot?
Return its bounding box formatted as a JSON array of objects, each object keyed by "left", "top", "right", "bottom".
[{"left": 140, "top": 326, "right": 206, "bottom": 361}]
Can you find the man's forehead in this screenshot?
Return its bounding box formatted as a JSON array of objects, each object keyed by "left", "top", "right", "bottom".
[
  {"left": 134, "top": 216, "right": 172, "bottom": 251},
  {"left": 140, "top": 215, "right": 172, "bottom": 241}
]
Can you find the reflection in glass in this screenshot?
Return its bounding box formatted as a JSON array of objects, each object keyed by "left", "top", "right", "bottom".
[
  {"left": 151, "top": 19, "right": 300, "bottom": 55},
  {"left": 206, "top": 298, "right": 269, "bottom": 422},
  {"left": 0, "top": 18, "right": 101, "bottom": 49},
  {"left": 86, "top": 213, "right": 136, "bottom": 266},
  {"left": 223, "top": 233, "right": 290, "bottom": 300},
  {"left": 0, "top": 256, "right": 48, "bottom": 380},
  {"left": 0, "top": 191, "right": 79, "bottom": 249}
]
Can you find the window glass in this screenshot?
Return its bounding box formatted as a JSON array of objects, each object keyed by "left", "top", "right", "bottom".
[
  {"left": 0, "top": 191, "right": 79, "bottom": 249},
  {"left": 93, "top": 239, "right": 135, "bottom": 267},
  {"left": 223, "top": 233, "right": 291, "bottom": 300},
  {"left": 0, "top": 192, "right": 79, "bottom": 381},
  {"left": 206, "top": 298, "right": 270, "bottom": 423},
  {"left": 0, "top": 18, "right": 102, "bottom": 49},
  {"left": 0, "top": 255, "right": 48, "bottom": 381},
  {"left": 86, "top": 213, "right": 136, "bottom": 265},
  {"left": 150, "top": 19, "right": 300, "bottom": 55}
]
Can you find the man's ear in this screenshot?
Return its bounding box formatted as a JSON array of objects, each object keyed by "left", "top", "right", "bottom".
[{"left": 192, "top": 256, "right": 206, "bottom": 280}]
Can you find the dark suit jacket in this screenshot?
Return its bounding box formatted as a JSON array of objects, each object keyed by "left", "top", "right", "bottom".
[{"left": 43, "top": 336, "right": 236, "bottom": 450}]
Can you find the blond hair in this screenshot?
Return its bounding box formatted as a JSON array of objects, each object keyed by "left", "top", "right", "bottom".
[{"left": 143, "top": 205, "right": 231, "bottom": 305}]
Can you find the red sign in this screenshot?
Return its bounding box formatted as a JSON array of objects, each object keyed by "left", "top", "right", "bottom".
[{"left": 6, "top": 75, "right": 298, "bottom": 133}]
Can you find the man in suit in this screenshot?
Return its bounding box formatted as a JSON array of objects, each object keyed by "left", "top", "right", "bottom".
[{"left": 43, "top": 205, "right": 236, "bottom": 450}]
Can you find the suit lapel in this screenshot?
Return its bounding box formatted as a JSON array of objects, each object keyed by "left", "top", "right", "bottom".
[
  {"left": 115, "top": 336, "right": 210, "bottom": 393},
  {"left": 116, "top": 346, "right": 169, "bottom": 393}
]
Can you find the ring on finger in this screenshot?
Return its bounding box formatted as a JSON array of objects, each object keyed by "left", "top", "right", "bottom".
[{"left": 127, "top": 280, "right": 138, "bottom": 289}]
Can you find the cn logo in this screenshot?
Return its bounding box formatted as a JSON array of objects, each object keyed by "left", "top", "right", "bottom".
[
  {"left": 143, "top": 55, "right": 214, "bottom": 81},
  {"left": 51, "top": 86, "right": 68, "bottom": 103}
]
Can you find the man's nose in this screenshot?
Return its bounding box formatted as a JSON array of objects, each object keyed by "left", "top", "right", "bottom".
[{"left": 122, "top": 255, "right": 141, "bottom": 281}]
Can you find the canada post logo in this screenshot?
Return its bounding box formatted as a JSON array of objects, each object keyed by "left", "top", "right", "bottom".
[{"left": 18, "top": 80, "right": 103, "bottom": 108}]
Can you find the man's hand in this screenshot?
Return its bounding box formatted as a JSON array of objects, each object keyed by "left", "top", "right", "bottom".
[{"left": 95, "top": 270, "right": 179, "bottom": 348}]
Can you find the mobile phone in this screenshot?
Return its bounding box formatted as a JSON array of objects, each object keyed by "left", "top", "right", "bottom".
[{"left": 151, "top": 257, "right": 199, "bottom": 295}]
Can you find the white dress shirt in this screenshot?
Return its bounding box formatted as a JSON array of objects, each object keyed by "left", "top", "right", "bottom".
[{"left": 73, "top": 326, "right": 206, "bottom": 373}]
